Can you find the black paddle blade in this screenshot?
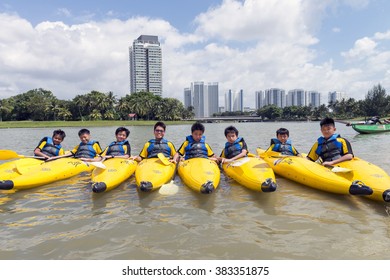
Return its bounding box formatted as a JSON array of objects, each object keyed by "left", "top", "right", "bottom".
[{"left": 0, "top": 180, "right": 14, "bottom": 190}]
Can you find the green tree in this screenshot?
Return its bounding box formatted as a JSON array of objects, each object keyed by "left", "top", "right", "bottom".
[
  {"left": 362, "top": 84, "right": 388, "bottom": 117},
  {"left": 257, "top": 105, "right": 282, "bottom": 120},
  {"left": 0, "top": 98, "right": 14, "bottom": 121}
]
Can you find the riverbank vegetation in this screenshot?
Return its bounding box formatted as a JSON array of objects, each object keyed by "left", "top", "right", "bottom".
[
  {"left": 0, "top": 90, "right": 194, "bottom": 122},
  {"left": 1, "top": 84, "right": 389, "bottom": 125}
]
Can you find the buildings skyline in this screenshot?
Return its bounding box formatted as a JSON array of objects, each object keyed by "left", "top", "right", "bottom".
[
  {"left": 184, "top": 82, "right": 219, "bottom": 118},
  {"left": 130, "top": 35, "right": 346, "bottom": 112},
  {"left": 129, "top": 35, "right": 163, "bottom": 96}
]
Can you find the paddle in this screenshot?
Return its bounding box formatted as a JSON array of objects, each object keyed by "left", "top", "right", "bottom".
[
  {"left": 316, "top": 156, "right": 353, "bottom": 173},
  {"left": 157, "top": 153, "right": 171, "bottom": 166},
  {"left": 330, "top": 166, "right": 352, "bottom": 173},
  {"left": 0, "top": 150, "right": 46, "bottom": 160},
  {"left": 15, "top": 157, "right": 106, "bottom": 174},
  {"left": 159, "top": 156, "right": 179, "bottom": 195},
  {"left": 229, "top": 157, "right": 250, "bottom": 166},
  {"left": 87, "top": 161, "right": 107, "bottom": 169}
]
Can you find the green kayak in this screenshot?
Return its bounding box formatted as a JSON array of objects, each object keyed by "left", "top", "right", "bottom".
[{"left": 351, "top": 123, "right": 390, "bottom": 134}]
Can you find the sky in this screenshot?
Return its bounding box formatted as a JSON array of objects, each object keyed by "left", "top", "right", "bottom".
[{"left": 1, "top": 0, "right": 390, "bottom": 107}]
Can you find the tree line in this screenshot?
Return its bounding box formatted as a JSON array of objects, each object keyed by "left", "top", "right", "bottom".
[
  {"left": 0, "top": 90, "right": 195, "bottom": 122},
  {"left": 0, "top": 84, "right": 388, "bottom": 122},
  {"left": 254, "top": 84, "right": 390, "bottom": 121}
]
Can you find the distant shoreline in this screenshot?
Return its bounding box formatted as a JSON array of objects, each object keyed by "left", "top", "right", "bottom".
[
  {"left": 0, "top": 118, "right": 363, "bottom": 129},
  {"left": 0, "top": 120, "right": 195, "bottom": 129}
]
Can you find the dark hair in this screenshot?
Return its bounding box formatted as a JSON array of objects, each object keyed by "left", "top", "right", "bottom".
[
  {"left": 53, "top": 129, "right": 66, "bottom": 139},
  {"left": 191, "top": 122, "right": 205, "bottom": 133},
  {"left": 115, "top": 127, "right": 130, "bottom": 137},
  {"left": 224, "top": 125, "right": 238, "bottom": 137},
  {"left": 78, "top": 128, "right": 90, "bottom": 136},
  {"left": 276, "top": 128, "right": 289, "bottom": 136},
  {"left": 320, "top": 117, "right": 335, "bottom": 127},
  {"left": 154, "top": 121, "right": 166, "bottom": 131}
]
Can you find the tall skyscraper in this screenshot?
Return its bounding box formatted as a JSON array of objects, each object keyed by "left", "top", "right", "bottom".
[
  {"left": 207, "top": 82, "right": 219, "bottom": 117},
  {"left": 183, "top": 87, "right": 192, "bottom": 109},
  {"left": 129, "top": 35, "right": 162, "bottom": 96},
  {"left": 233, "top": 89, "right": 244, "bottom": 112},
  {"left": 255, "top": 90, "right": 265, "bottom": 109},
  {"left": 264, "top": 88, "right": 286, "bottom": 108},
  {"left": 192, "top": 82, "right": 205, "bottom": 118},
  {"left": 225, "top": 89, "right": 244, "bottom": 112},
  {"left": 287, "top": 89, "right": 306, "bottom": 107},
  {"left": 328, "top": 91, "right": 346, "bottom": 104},
  {"left": 307, "top": 91, "right": 321, "bottom": 107},
  {"left": 185, "top": 82, "right": 219, "bottom": 117},
  {"left": 225, "top": 89, "right": 233, "bottom": 112}
]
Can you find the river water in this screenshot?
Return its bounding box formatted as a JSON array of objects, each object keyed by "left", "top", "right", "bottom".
[{"left": 0, "top": 122, "right": 390, "bottom": 260}]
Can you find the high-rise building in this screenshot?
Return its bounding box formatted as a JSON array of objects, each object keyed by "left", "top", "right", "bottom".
[
  {"left": 264, "top": 88, "right": 286, "bottom": 108},
  {"left": 233, "top": 89, "right": 244, "bottom": 112},
  {"left": 328, "top": 91, "right": 346, "bottom": 104},
  {"left": 225, "top": 89, "right": 244, "bottom": 112},
  {"left": 183, "top": 87, "right": 192, "bottom": 109},
  {"left": 255, "top": 90, "right": 265, "bottom": 109},
  {"left": 307, "top": 91, "right": 321, "bottom": 108},
  {"left": 225, "top": 90, "right": 233, "bottom": 112},
  {"left": 185, "top": 82, "right": 219, "bottom": 117},
  {"left": 287, "top": 89, "right": 306, "bottom": 107},
  {"left": 129, "top": 35, "right": 162, "bottom": 96},
  {"left": 207, "top": 82, "right": 219, "bottom": 117},
  {"left": 192, "top": 82, "right": 205, "bottom": 118}
]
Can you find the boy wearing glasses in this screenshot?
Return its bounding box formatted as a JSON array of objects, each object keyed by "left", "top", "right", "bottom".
[{"left": 135, "top": 121, "right": 176, "bottom": 161}]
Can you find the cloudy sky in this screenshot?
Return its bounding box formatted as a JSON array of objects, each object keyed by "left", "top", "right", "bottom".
[{"left": 1, "top": 0, "right": 390, "bottom": 107}]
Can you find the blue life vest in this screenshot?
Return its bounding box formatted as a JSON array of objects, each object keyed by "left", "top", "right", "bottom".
[
  {"left": 146, "top": 138, "right": 171, "bottom": 158},
  {"left": 37, "top": 137, "right": 62, "bottom": 157},
  {"left": 271, "top": 138, "right": 295, "bottom": 156},
  {"left": 184, "top": 135, "right": 208, "bottom": 160},
  {"left": 75, "top": 140, "right": 99, "bottom": 158},
  {"left": 224, "top": 137, "right": 244, "bottom": 159},
  {"left": 315, "top": 134, "right": 342, "bottom": 162},
  {"left": 106, "top": 140, "right": 129, "bottom": 156}
]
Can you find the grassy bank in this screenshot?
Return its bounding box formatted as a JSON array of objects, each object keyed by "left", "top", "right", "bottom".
[{"left": 0, "top": 120, "right": 195, "bottom": 129}]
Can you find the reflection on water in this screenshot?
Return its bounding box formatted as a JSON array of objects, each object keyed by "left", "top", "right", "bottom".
[{"left": 1, "top": 122, "right": 390, "bottom": 260}]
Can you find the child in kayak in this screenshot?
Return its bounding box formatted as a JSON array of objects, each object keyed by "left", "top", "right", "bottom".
[
  {"left": 101, "top": 127, "right": 131, "bottom": 159},
  {"left": 173, "top": 122, "right": 216, "bottom": 162},
  {"left": 34, "top": 129, "right": 66, "bottom": 159},
  {"left": 48, "top": 128, "right": 102, "bottom": 162},
  {"left": 307, "top": 117, "right": 353, "bottom": 167},
  {"left": 218, "top": 125, "right": 248, "bottom": 164},
  {"left": 265, "top": 127, "right": 301, "bottom": 156},
  {"left": 135, "top": 121, "right": 176, "bottom": 162}
]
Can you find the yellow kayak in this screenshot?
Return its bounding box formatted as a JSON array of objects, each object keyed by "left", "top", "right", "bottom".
[
  {"left": 91, "top": 158, "right": 137, "bottom": 193},
  {"left": 0, "top": 158, "right": 43, "bottom": 181},
  {"left": 135, "top": 158, "right": 176, "bottom": 192},
  {"left": 178, "top": 158, "right": 220, "bottom": 194},
  {"left": 334, "top": 157, "right": 390, "bottom": 202},
  {"left": 222, "top": 157, "right": 277, "bottom": 192},
  {"left": 257, "top": 148, "right": 373, "bottom": 196},
  {"left": 0, "top": 158, "right": 94, "bottom": 190}
]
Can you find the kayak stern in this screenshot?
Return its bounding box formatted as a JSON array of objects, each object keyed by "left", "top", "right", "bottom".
[
  {"left": 0, "top": 180, "right": 14, "bottom": 190},
  {"left": 139, "top": 181, "right": 153, "bottom": 192},
  {"left": 261, "top": 178, "right": 277, "bottom": 192},
  {"left": 92, "top": 182, "right": 107, "bottom": 193}
]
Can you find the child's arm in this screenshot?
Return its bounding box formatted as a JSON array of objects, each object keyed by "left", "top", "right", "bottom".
[
  {"left": 321, "top": 153, "right": 353, "bottom": 167},
  {"left": 220, "top": 149, "right": 248, "bottom": 163},
  {"left": 45, "top": 152, "right": 73, "bottom": 161}
]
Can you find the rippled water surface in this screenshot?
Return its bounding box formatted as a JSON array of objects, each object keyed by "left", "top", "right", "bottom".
[{"left": 1, "top": 122, "right": 390, "bottom": 260}]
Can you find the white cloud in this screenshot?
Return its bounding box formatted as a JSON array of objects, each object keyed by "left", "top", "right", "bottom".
[
  {"left": 194, "top": 0, "right": 318, "bottom": 45},
  {"left": 1, "top": 0, "right": 390, "bottom": 106},
  {"left": 341, "top": 37, "right": 377, "bottom": 60},
  {"left": 332, "top": 27, "right": 341, "bottom": 33},
  {"left": 57, "top": 8, "right": 72, "bottom": 18}
]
